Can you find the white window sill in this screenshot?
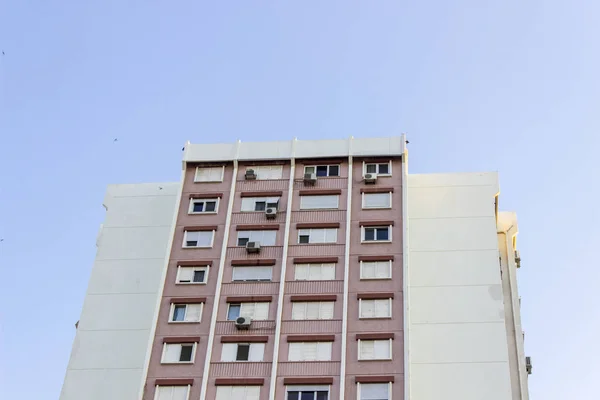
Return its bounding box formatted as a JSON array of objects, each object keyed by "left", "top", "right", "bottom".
[
  {"left": 168, "top": 321, "right": 201, "bottom": 324},
  {"left": 188, "top": 211, "right": 218, "bottom": 215},
  {"left": 182, "top": 246, "right": 213, "bottom": 249},
  {"left": 194, "top": 180, "right": 224, "bottom": 183},
  {"left": 359, "top": 316, "right": 392, "bottom": 320},
  {"left": 358, "top": 358, "right": 393, "bottom": 361},
  {"left": 161, "top": 361, "right": 194, "bottom": 365},
  {"left": 362, "top": 207, "right": 392, "bottom": 210},
  {"left": 361, "top": 240, "right": 392, "bottom": 244},
  {"left": 176, "top": 282, "right": 208, "bottom": 285},
  {"left": 359, "top": 277, "right": 392, "bottom": 281}
]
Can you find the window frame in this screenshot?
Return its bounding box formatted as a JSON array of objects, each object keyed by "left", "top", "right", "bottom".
[
  {"left": 221, "top": 342, "right": 265, "bottom": 362},
  {"left": 291, "top": 301, "right": 335, "bottom": 320},
  {"left": 227, "top": 302, "right": 270, "bottom": 321},
  {"left": 297, "top": 228, "right": 338, "bottom": 244},
  {"left": 231, "top": 266, "right": 273, "bottom": 282},
  {"left": 358, "top": 298, "right": 393, "bottom": 319},
  {"left": 176, "top": 265, "right": 209, "bottom": 284},
  {"left": 161, "top": 342, "right": 197, "bottom": 364},
  {"left": 361, "top": 192, "right": 392, "bottom": 209},
  {"left": 182, "top": 230, "right": 215, "bottom": 248},
  {"left": 294, "top": 263, "right": 336, "bottom": 281},
  {"left": 154, "top": 385, "right": 191, "bottom": 400},
  {"left": 286, "top": 385, "right": 331, "bottom": 400},
  {"left": 168, "top": 303, "right": 203, "bottom": 323},
  {"left": 359, "top": 260, "right": 392, "bottom": 280},
  {"left": 236, "top": 230, "right": 278, "bottom": 246},
  {"left": 240, "top": 196, "right": 281, "bottom": 212},
  {"left": 357, "top": 339, "right": 393, "bottom": 361},
  {"left": 215, "top": 385, "right": 261, "bottom": 400},
  {"left": 357, "top": 382, "right": 392, "bottom": 400},
  {"left": 194, "top": 166, "right": 225, "bottom": 183},
  {"left": 249, "top": 165, "right": 284, "bottom": 180},
  {"left": 304, "top": 164, "right": 340, "bottom": 177},
  {"left": 188, "top": 198, "right": 219, "bottom": 214},
  {"left": 299, "top": 194, "right": 340, "bottom": 210},
  {"left": 287, "top": 341, "right": 333, "bottom": 361},
  {"left": 361, "top": 226, "right": 392, "bottom": 243},
  {"left": 362, "top": 161, "right": 392, "bottom": 177}
]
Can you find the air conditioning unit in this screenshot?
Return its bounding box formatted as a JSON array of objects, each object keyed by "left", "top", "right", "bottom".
[
  {"left": 245, "top": 169, "right": 257, "bottom": 180},
  {"left": 235, "top": 316, "right": 252, "bottom": 330},
  {"left": 525, "top": 356, "right": 532, "bottom": 375},
  {"left": 303, "top": 173, "right": 317, "bottom": 185},
  {"left": 364, "top": 173, "right": 377, "bottom": 184},
  {"left": 246, "top": 241, "right": 261, "bottom": 253},
  {"left": 515, "top": 250, "right": 521, "bottom": 268},
  {"left": 265, "top": 207, "right": 277, "bottom": 219}
]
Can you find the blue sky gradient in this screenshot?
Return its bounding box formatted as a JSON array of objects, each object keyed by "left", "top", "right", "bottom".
[{"left": 1, "top": 1, "right": 599, "bottom": 398}]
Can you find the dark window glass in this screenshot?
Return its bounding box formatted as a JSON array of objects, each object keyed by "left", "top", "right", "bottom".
[
  {"left": 301, "top": 393, "right": 315, "bottom": 400},
  {"left": 366, "top": 164, "right": 377, "bottom": 173},
  {"left": 299, "top": 235, "right": 310, "bottom": 244},
  {"left": 378, "top": 163, "right": 389, "bottom": 174},
  {"left": 316, "top": 392, "right": 329, "bottom": 400},
  {"left": 238, "top": 237, "right": 249, "bottom": 246},
  {"left": 186, "top": 240, "right": 198, "bottom": 247},
  {"left": 173, "top": 305, "right": 186, "bottom": 321},
  {"left": 255, "top": 201, "right": 266, "bottom": 211},
  {"left": 328, "top": 165, "right": 339, "bottom": 176},
  {"left": 287, "top": 392, "right": 299, "bottom": 400},
  {"left": 364, "top": 228, "right": 375, "bottom": 241},
  {"left": 179, "top": 345, "right": 193, "bottom": 362},
  {"left": 193, "top": 202, "right": 204, "bottom": 212},
  {"left": 236, "top": 344, "right": 250, "bottom": 361},
  {"left": 376, "top": 228, "right": 389, "bottom": 241},
  {"left": 193, "top": 270, "right": 205, "bottom": 283},
  {"left": 316, "top": 166, "right": 328, "bottom": 177},
  {"left": 205, "top": 201, "right": 216, "bottom": 212},
  {"left": 227, "top": 304, "right": 241, "bottom": 320}
]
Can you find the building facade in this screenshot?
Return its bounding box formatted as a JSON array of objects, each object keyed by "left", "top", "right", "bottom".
[{"left": 60, "top": 137, "right": 530, "bottom": 400}]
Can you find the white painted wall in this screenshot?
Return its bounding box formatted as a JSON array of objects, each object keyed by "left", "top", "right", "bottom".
[
  {"left": 408, "top": 172, "right": 514, "bottom": 400},
  {"left": 59, "top": 183, "right": 179, "bottom": 400}
]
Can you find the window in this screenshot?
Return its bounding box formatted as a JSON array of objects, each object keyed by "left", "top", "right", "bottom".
[
  {"left": 237, "top": 230, "right": 277, "bottom": 246},
  {"left": 364, "top": 161, "right": 391, "bottom": 176},
  {"left": 155, "top": 385, "right": 189, "bottom": 400},
  {"left": 300, "top": 195, "right": 339, "bottom": 210},
  {"left": 227, "top": 302, "right": 270, "bottom": 320},
  {"left": 304, "top": 165, "right": 339, "bottom": 177},
  {"left": 298, "top": 228, "right": 337, "bottom": 244},
  {"left": 176, "top": 266, "right": 208, "bottom": 284},
  {"left": 286, "top": 386, "right": 329, "bottom": 400},
  {"left": 291, "top": 302, "right": 334, "bottom": 320},
  {"left": 194, "top": 166, "right": 224, "bottom": 182},
  {"left": 288, "top": 342, "right": 332, "bottom": 361},
  {"left": 241, "top": 197, "right": 280, "bottom": 212},
  {"left": 249, "top": 165, "right": 283, "bottom": 180},
  {"left": 232, "top": 266, "right": 273, "bottom": 282},
  {"left": 362, "top": 192, "right": 392, "bottom": 209},
  {"left": 221, "top": 343, "right": 265, "bottom": 361},
  {"left": 358, "top": 339, "right": 392, "bottom": 360},
  {"left": 183, "top": 230, "right": 214, "bottom": 248},
  {"left": 161, "top": 343, "right": 196, "bottom": 363},
  {"left": 216, "top": 386, "right": 260, "bottom": 400},
  {"left": 359, "top": 299, "right": 392, "bottom": 319},
  {"left": 294, "top": 263, "right": 335, "bottom": 280},
  {"left": 188, "top": 198, "right": 218, "bottom": 214},
  {"left": 360, "top": 261, "right": 392, "bottom": 280},
  {"left": 358, "top": 383, "right": 391, "bottom": 400},
  {"left": 362, "top": 226, "right": 391, "bottom": 242},
  {"left": 170, "top": 303, "right": 203, "bottom": 323}
]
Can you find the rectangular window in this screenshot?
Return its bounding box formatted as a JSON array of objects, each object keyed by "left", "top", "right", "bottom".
[
  {"left": 358, "top": 339, "right": 392, "bottom": 360},
  {"left": 291, "top": 302, "right": 334, "bottom": 320},
  {"left": 294, "top": 263, "right": 335, "bottom": 281},
  {"left": 360, "top": 261, "right": 392, "bottom": 280},
  {"left": 161, "top": 343, "right": 196, "bottom": 363},
  {"left": 170, "top": 303, "right": 203, "bottom": 323},
  {"left": 358, "top": 383, "right": 391, "bottom": 400},
  {"left": 227, "top": 302, "right": 270, "bottom": 321},
  {"left": 288, "top": 342, "right": 332, "bottom": 361},
  {"left": 304, "top": 165, "right": 340, "bottom": 177},
  {"left": 189, "top": 198, "right": 219, "bottom": 214},
  {"left": 237, "top": 230, "right": 277, "bottom": 246},
  {"left": 364, "top": 161, "right": 391, "bottom": 176},
  {"left": 286, "top": 386, "right": 330, "bottom": 400},
  {"left": 232, "top": 266, "right": 273, "bottom": 282},
  {"left": 221, "top": 343, "right": 265, "bottom": 362},
  {"left": 155, "top": 385, "right": 189, "bottom": 400},
  {"left": 183, "top": 230, "right": 214, "bottom": 248},
  {"left": 299, "top": 195, "right": 339, "bottom": 210},
  {"left": 297, "top": 228, "right": 337, "bottom": 244},
  {"left": 250, "top": 165, "right": 283, "bottom": 180},
  {"left": 216, "top": 386, "right": 260, "bottom": 400},
  {"left": 241, "top": 197, "right": 280, "bottom": 212},
  {"left": 359, "top": 299, "right": 392, "bottom": 319},
  {"left": 194, "top": 166, "right": 224, "bottom": 182},
  {"left": 176, "top": 266, "right": 208, "bottom": 284},
  {"left": 362, "top": 226, "right": 391, "bottom": 242},
  {"left": 362, "top": 192, "right": 392, "bottom": 209}
]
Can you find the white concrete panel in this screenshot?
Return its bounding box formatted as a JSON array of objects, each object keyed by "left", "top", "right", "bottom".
[
  {"left": 104, "top": 183, "right": 179, "bottom": 206},
  {"left": 408, "top": 172, "right": 499, "bottom": 190},
  {"left": 68, "top": 330, "right": 151, "bottom": 369},
  {"left": 352, "top": 136, "right": 404, "bottom": 156},
  {"left": 238, "top": 140, "right": 293, "bottom": 160},
  {"left": 86, "top": 259, "right": 165, "bottom": 294},
  {"left": 409, "top": 217, "right": 498, "bottom": 251},
  {"left": 411, "top": 322, "right": 509, "bottom": 363},
  {"left": 78, "top": 294, "right": 158, "bottom": 330},
  {"left": 411, "top": 363, "right": 512, "bottom": 400},
  {"left": 103, "top": 196, "right": 178, "bottom": 227},
  {"left": 411, "top": 285, "right": 505, "bottom": 324},
  {"left": 60, "top": 369, "right": 142, "bottom": 400},
  {"left": 408, "top": 185, "right": 497, "bottom": 218},
  {"left": 185, "top": 142, "right": 237, "bottom": 161},
  {"left": 295, "top": 138, "right": 350, "bottom": 158},
  {"left": 96, "top": 226, "right": 172, "bottom": 260},
  {"left": 410, "top": 250, "right": 501, "bottom": 287}
]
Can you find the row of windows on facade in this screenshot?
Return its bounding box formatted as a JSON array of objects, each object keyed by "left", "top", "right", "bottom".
[
  {"left": 169, "top": 298, "right": 392, "bottom": 324},
  {"left": 189, "top": 191, "right": 392, "bottom": 215},
  {"left": 155, "top": 382, "right": 392, "bottom": 400},
  {"left": 193, "top": 161, "right": 393, "bottom": 182}
]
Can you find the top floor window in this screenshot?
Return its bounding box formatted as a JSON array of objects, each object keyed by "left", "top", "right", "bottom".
[
  {"left": 304, "top": 165, "right": 339, "bottom": 177},
  {"left": 247, "top": 165, "right": 283, "bottom": 180},
  {"left": 364, "top": 161, "right": 391, "bottom": 176},
  {"left": 195, "top": 166, "right": 224, "bottom": 182}
]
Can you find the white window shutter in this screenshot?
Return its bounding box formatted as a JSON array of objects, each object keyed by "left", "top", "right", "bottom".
[
  {"left": 253, "top": 302, "right": 269, "bottom": 320},
  {"left": 221, "top": 343, "right": 237, "bottom": 362},
  {"left": 156, "top": 386, "right": 172, "bottom": 400},
  {"left": 172, "top": 386, "right": 188, "bottom": 400},
  {"left": 376, "top": 261, "right": 390, "bottom": 278},
  {"left": 360, "top": 383, "right": 389, "bottom": 400},
  {"left": 361, "top": 262, "right": 375, "bottom": 279},
  {"left": 361, "top": 300, "right": 375, "bottom": 318},
  {"left": 163, "top": 344, "right": 181, "bottom": 363},
  {"left": 325, "top": 228, "right": 337, "bottom": 242},
  {"left": 248, "top": 343, "right": 265, "bottom": 361},
  {"left": 320, "top": 302, "right": 334, "bottom": 319},
  {"left": 231, "top": 387, "right": 247, "bottom": 398},
  {"left": 305, "top": 302, "right": 320, "bottom": 319},
  {"left": 374, "top": 340, "right": 391, "bottom": 359},
  {"left": 292, "top": 302, "right": 306, "bottom": 320},
  {"left": 321, "top": 264, "right": 335, "bottom": 280},
  {"left": 262, "top": 230, "right": 277, "bottom": 246},
  {"left": 178, "top": 267, "right": 193, "bottom": 282},
  {"left": 375, "top": 299, "right": 391, "bottom": 317},
  {"left": 295, "top": 265, "right": 308, "bottom": 280},
  {"left": 246, "top": 386, "right": 261, "bottom": 400},
  {"left": 303, "top": 342, "right": 318, "bottom": 361},
  {"left": 240, "top": 303, "right": 255, "bottom": 318},
  {"left": 241, "top": 198, "right": 255, "bottom": 211},
  {"left": 196, "top": 231, "right": 213, "bottom": 247},
  {"left": 288, "top": 343, "right": 303, "bottom": 361},
  {"left": 316, "top": 342, "right": 332, "bottom": 361},
  {"left": 215, "top": 386, "right": 231, "bottom": 400},
  {"left": 184, "top": 304, "right": 202, "bottom": 322},
  {"left": 311, "top": 229, "right": 325, "bottom": 243},
  {"left": 360, "top": 340, "right": 375, "bottom": 360}
]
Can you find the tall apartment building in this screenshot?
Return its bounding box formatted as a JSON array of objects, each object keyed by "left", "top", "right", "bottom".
[{"left": 59, "top": 136, "right": 530, "bottom": 400}]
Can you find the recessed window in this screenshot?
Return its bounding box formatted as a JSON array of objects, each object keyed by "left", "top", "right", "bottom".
[
  {"left": 362, "top": 192, "right": 392, "bottom": 209},
  {"left": 237, "top": 230, "right": 277, "bottom": 246},
  {"left": 358, "top": 383, "right": 391, "bottom": 400},
  {"left": 364, "top": 161, "right": 391, "bottom": 176},
  {"left": 298, "top": 228, "right": 337, "bottom": 244},
  {"left": 216, "top": 386, "right": 260, "bottom": 400},
  {"left": 360, "top": 261, "right": 392, "bottom": 280},
  {"left": 358, "top": 339, "right": 392, "bottom": 360},
  {"left": 300, "top": 195, "right": 339, "bottom": 210},
  {"left": 155, "top": 385, "right": 189, "bottom": 400},
  {"left": 189, "top": 198, "right": 218, "bottom": 214},
  {"left": 161, "top": 343, "right": 196, "bottom": 363},
  {"left": 221, "top": 342, "right": 265, "bottom": 362},
  {"left": 241, "top": 197, "right": 280, "bottom": 212},
  {"left": 286, "top": 386, "right": 330, "bottom": 400},
  {"left": 232, "top": 266, "right": 273, "bottom": 282},
  {"left": 288, "top": 342, "right": 332, "bottom": 361},
  {"left": 170, "top": 303, "right": 203, "bottom": 323},
  {"left": 294, "top": 263, "right": 335, "bottom": 280},
  {"left": 176, "top": 266, "right": 208, "bottom": 284},
  {"left": 182, "top": 230, "right": 214, "bottom": 248},
  {"left": 291, "top": 301, "right": 334, "bottom": 320},
  {"left": 248, "top": 165, "right": 283, "bottom": 180},
  {"left": 304, "top": 165, "right": 340, "bottom": 177},
  {"left": 194, "top": 166, "right": 224, "bottom": 182},
  {"left": 362, "top": 226, "right": 391, "bottom": 242},
  {"left": 227, "top": 302, "right": 270, "bottom": 321},
  {"left": 359, "top": 299, "right": 392, "bottom": 319}
]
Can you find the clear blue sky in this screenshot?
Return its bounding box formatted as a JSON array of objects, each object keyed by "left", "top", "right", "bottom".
[{"left": 0, "top": 1, "right": 598, "bottom": 399}]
